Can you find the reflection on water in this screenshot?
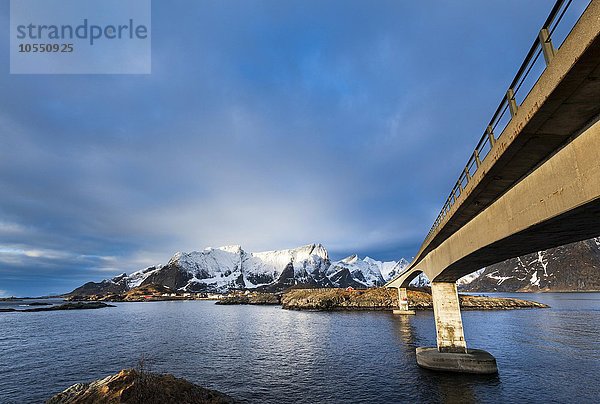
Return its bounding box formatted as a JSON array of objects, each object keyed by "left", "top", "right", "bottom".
[
  {"left": 392, "top": 313, "right": 418, "bottom": 345},
  {"left": 0, "top": 293, "right": 598, "bottom": 403}
]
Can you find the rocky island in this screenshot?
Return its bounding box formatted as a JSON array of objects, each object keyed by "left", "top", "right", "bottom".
[
  {"left": 0, "top": 302, "right": 115, "bottom": 313},
  {"left": 280, "top": 288, "right": 548, "bottom": 310},
  {"left": 216, "top": 292, "right": 280, "bottom": 305}
]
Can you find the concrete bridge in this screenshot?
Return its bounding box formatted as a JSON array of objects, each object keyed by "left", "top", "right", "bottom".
[{"left": 386, "top": 0, "right": 600, "bottom": 373}]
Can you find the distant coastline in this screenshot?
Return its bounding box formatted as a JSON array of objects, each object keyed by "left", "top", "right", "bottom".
[
  {"left": 51, "top": 284, "right": 550, "bottom": 311},
  {"left": 0, "top": 301, "right": 114, "bottom": 313}
]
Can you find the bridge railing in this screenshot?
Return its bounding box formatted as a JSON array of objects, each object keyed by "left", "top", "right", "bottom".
[{"left": 425, "top": 0, "right": 592, "bottom": 241}]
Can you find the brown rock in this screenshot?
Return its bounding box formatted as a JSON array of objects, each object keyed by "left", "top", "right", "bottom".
[{"left": 47, "top": 369, "right": 237, "bottom": 404}]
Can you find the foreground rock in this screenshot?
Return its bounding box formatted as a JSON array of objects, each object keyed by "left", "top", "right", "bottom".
[
  {"left": 280, "top": 288, "right": 549, "bottom": 310},
  {"left": 0, "top": 302, "right": 115, "bottom": 313},
  {"left": 47, "top": 369, "right": 237, "bottom": 404}
]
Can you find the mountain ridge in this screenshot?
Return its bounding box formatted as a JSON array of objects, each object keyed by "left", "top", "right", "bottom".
[
  {"left": 70, "top": 237, "right": 600, "bottom": 296},
  {"left": 69, "top": 243, "right": 409, "bottom": 295},
  {"left": 462, "top": 237, "right": 600, "bottom": 292}
]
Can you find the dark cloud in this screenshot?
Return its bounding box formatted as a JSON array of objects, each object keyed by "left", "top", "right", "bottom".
[{"left": 0, "top": 0, "right": 553, "bottom": 296}]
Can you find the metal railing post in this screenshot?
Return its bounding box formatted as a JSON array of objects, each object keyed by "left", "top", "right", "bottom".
[
  {"left": 539, "top": 28, "right": 556, "bottom": 65},
  {"left": 486, "top": 125, "right": 496, "bottom": 147},
  {"left": 474, "top": 150, "right": 482, "bottom": 168},
  {"left": 506, "top": 88, "right": 518, "bottom": 117}
]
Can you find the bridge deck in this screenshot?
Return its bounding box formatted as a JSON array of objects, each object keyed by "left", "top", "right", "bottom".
[{"left": 403, "top": 0, "right": 600, "bottom": 277}]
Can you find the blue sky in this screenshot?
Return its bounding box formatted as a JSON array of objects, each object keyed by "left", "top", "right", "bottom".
[{"left": 0, "top": 0, "right": 560, "bottom": 296}]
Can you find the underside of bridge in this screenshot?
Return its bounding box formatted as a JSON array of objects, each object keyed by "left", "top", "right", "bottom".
[
  {"left": 418, "top": 116, "right": 600, "bottom": 285},
  {"left": 386, "top": 0, "right": 600, "bottom": 373}
]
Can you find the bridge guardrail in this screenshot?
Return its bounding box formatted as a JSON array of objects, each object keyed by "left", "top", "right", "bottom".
[{"left": 425, "top": 0, "right": 592, "bottom": 242}]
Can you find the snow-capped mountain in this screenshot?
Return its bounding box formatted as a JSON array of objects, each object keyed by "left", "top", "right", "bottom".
[
  {"left": 456, "top": 269, "right": 484, "bottom": 287},
  {"left": 326, "top": 255, "right": 386, "bottom": 287},
  {"left": 131, "top": 244, "right": 332, "bottom": 293},
  {"left": 378, "top": 258, "right": 410, "bottom": 281},
  {"left": 461, "top": 238, "right": 600, "bottom": 292},
  {"left": 68, "top": 244, "right": 411, "bottom": 295},
  {"left": 69, "top": 273, "right": 131, "bottom": 296},
  {"left": 72, "top": 236, "right": 599, "bottom": 295}
]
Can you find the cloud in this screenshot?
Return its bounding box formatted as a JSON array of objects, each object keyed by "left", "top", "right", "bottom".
[
  {"left": 0, "top": 0, "right": 554, "bottom": 296},
  {"left": 0, "top": 245, "right": 118, "bottom": 269}
]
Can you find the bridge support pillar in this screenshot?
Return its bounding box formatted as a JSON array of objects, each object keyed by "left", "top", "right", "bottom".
[
  {"left": 393, "top": 287, "right": 415, "bottom": 315},
  {"left": 416, "top": 281, "right": 497, "bottom": 374},
  {"left": 431, "top": 282, "right": 466, "bottom": 352}
]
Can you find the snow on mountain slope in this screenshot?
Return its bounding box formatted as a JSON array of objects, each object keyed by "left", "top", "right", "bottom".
[
  {"left": 173, "top": 247, "right": 241, "bottom": 278},
  {"left": 250, "top": 243, "right": 330, "bottom": 285},
  {"left": 456, "top": 269, "right": 484, "bottom": 287},
  {"left": 327, "top": 255, "right": 387, "bottom": 287},
  {"left": 119, "top": 244, "right": 332, "bottom": 293},
  {"left": 69, "top": 273, "right": 130, "bottom": 296},
  {"left": 69, "top": 243, "right": 414, "bottom": 294},
  {"left": 380, "top": 265, "right": 483, "bottom": 288},
  {"left": 377, "top": 258, "right": 435, "bottom": 287},
  {"left": 379, "top": 258, "right": 410, "bottom": 281},
  {"left": 409, "top": 273, "right": 430, "bottom": 287},
  {"left": 462, "top": 237, "right": 600, "bottom": 292},
  {"left": 127, "top": 265, "right": 164, "bottom": 288}
]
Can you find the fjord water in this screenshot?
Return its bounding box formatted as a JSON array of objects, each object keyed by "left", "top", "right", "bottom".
[{"left": 0, "top": 293, "right": 598, "bottom": 403}]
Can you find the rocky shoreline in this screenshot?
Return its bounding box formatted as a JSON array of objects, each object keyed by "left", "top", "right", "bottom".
[{"left": 280, "top": 288, "right": 549, "bottom": 311}]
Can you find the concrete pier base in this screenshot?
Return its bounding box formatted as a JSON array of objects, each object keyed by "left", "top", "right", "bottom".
[
  {"left": 394, "top": 288, "right": 414, "bottom": 314},
  {"left": 392, "top": 309, "right": 415, "bottom": 315},
  {"left": 416, "top": 347, "right": 498, "bottom": 374}
]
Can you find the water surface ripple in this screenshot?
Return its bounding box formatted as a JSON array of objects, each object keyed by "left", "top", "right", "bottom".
[{"left": 0, "top": 293, "right": 598, "bottom": 403}]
